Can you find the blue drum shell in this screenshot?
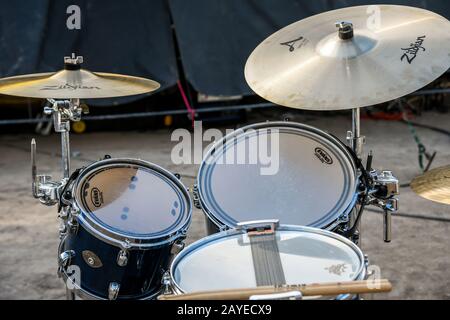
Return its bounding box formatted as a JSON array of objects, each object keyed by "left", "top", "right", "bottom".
[{"left": 61, "top": 225, "right": 173, "bottom": 300}]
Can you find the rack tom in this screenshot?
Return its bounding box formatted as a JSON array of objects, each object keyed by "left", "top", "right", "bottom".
[
  {"left": 194, "top": 121, "right": 359, "bottom": 234},
  {"left": 58, "top": 158, "right": 192, "bottom": 300}
]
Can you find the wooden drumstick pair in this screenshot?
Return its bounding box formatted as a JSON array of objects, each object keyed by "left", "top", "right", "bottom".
[{"left": 158, "top": 279, "right": 392, "bottom": 300}]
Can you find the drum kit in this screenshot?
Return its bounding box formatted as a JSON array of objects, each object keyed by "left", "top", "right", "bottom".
[{"left": 1, "top": 5, "right": 449, "bottom": 300}]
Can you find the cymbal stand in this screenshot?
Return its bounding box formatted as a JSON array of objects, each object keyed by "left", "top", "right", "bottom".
[
  {"left": 31, "top": 97, "right": 87, "bottom": 301},
  {"left": 345, "top": 107, "right": 365, "bottom": 243}
]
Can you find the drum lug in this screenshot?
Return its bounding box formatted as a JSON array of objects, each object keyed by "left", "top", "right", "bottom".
[
  {"left": 338, "top": 214, "right": 350, "bottom": 225},
  {"left": 351, "top": 230, "right": 360, "bottom": 244},
  {"left": 108, "top": 282, "right": 120, "bottom": 300},
  {"left": 67, "top": 218, "right": 79, "bottom": 235},
  {"left": 120, "top": 239, "right": 132, "bottom": 250},
  {"left": 66, "top": 206, "right": 80, "bottom": 234},
  {"left": 161, "top": 271, "right": 173, "bottom": 295},
  {"left": 58, "top": 250, "right": 75, "bottom": 276},
  {"left": 364, "top": 254, "right": 370, "bottom": 269},
  {"left": 58, "top": 220, "right": 67, "bottom": 238},
  {"left": 171, "top": 239, "right": 185, "bottom": 255},
  {"left": 117, "top": 249, "right": 129, "bottom": 267},
  {"left": 364, "top": 254, "right": 375, "bottom": 278},
  {"left": 192, "top": 184, "right": 201, "bottom": 209}
]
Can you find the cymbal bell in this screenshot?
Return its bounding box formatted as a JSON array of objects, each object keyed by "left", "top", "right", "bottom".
[
  {"left": 245, "top": 5, "right": 450, "bottom": 111},
  {"left": 0, "top": 56, "right": 160, "bottom": 99},
  {"left": 411, "top": 165, "right": 450, "bottom": 205}
]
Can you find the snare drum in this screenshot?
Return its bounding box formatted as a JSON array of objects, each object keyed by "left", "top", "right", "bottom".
[
  {"left": 194, "top": 121, "right": 358, "bottom": 234},
  {"left": 168, "top": 222, "right": 366, "bottom": 300},
  {"left": 59, "top": 158, "right": 192, "bottom": 300}
]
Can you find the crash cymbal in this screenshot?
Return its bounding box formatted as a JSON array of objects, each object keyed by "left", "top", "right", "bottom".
[
  {"left": 245, "top": 5, "right": 450, "bottom": 110},
  {"left": 411, "top": 165, "right": 450, "bottom": 205},
  {"left": 0, "top": 56, "right": 160, "bottom": 99}
]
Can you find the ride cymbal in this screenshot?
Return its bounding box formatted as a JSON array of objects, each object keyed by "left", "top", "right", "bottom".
[
  {"left": 245, "top": 5, "right": 450, "bottom": 110},
  {"left": 0, "top": 56, "right": 160, "bottom": 99},
  {"left": 411, "top": 165, "right": 450, "bottom": 205}
]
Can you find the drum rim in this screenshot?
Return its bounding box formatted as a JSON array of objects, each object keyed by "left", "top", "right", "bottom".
[
  {"left": 196, "top": 121, "right": 358, "bottom": 230},
  {"left": 59, "top": 269, "right": 162, "bottom": 300},
  {"left": 169, "top": 224, "right": 366, "bottom": 294},
  {"left": 73, "top": 158, "right": 192, "bottom": 248}
]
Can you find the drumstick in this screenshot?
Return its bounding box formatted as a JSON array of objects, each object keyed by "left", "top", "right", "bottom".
[{"left": 157, "top": 279, "right": 392, "bottom": 300}]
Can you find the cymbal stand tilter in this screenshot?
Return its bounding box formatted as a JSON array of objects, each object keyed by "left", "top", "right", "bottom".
[{"left": 31, "top": 97, "right": 87, "bottom": 205}]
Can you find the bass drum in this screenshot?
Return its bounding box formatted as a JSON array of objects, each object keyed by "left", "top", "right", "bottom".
[
  {"left": 59, "top": 158, "right": 192, "bottom": 300},
  {"left": 169, "top": 223, "right": 366, "bottom": 300},
  {"left": 195, "top": 121, "right": 358, "bottom": 234}
]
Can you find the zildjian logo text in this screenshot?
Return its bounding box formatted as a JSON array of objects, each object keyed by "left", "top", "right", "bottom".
[
  {"left": 40, "top": 83, "right": 101, "bottom": 91},
  {"left": 401, "top": 36, "right": 426, "bottom": 64}
]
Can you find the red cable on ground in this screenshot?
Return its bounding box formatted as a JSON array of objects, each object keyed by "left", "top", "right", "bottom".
[{"left": 177, "top": 80, "right": 195, "bottom": 127}]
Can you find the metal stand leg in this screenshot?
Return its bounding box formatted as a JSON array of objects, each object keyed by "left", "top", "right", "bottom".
[
  {"left": 66, "top": 287, "right": 76, "bottom": 300},
  {"left": 60, "top": 128, "right": 71, "bottom": 180},
  {"left": 347, "top": 108, "right": 366, "bottom": 246},
  {"left": 350, "top": 108, "right": 365, "bottom": 159}
]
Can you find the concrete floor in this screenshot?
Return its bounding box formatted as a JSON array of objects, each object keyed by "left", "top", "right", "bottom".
[{"left": 0, "top": 110, "right": 449, "bottom": 300}]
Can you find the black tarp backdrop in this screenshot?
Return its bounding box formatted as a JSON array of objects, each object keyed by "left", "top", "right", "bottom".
[
  {"left": 169, "top": 0, "right": 450, "bottom": 97},
  {"left": 0, "top": 0, "right": 449, "bottom": 105},
  {"left": 0, "top": 0, "right": 178, "bottom": 106}
]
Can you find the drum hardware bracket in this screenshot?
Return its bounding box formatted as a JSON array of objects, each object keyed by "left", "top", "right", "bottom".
[
  {"left": 108, "top": 282, "right": 120, "bottom": 300},
  {"left": 237, "top": 220, "right": 280, "bottom": 236},
  {"left": 119, "top": 239, "right": 132, "bottom": 251},
  {"left": 58, "top": 250, "right": 76, "bottom": 273},
  {"left": 63, "top": 206, "right": 80, "bottom": 235},
  {"left": 364, "top": 255, "right": 370, "bottom": 272},
  {"left": 32, "top": 140, "right": 65, "bottom": 206},
  {"left": 370, "top": 170, "right": 400, "bottom": 198},
  {"left": 171, "top": 239, "right": 186, "bottom": 255},
  {"left": 366, "top": 168, "right": 399, "bottom": 242},
  {"left": 117, "top": 249, "right": 129, "bottom": 267},
  {"left": 161, "top": 271, "right": 173, "bottom": 295},
  {"left": 192, "top": 184, "right": 202, "bottom": 209},
  {"left": 66, "top": 219, "right": 79, "bottom": 235},
  {"left": 58, "top": 221, "right": 67, "bottom": 238}
]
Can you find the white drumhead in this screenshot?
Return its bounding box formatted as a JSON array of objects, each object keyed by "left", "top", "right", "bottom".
[
  {"left": 75, "top": 159, "right": 191, "bottom": 240},
  {"left": 171, "top": 226, "right": 365, "bottom": 293},
  {"left": 197, "top": 122, "right": 357, "bottom": 229}
]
